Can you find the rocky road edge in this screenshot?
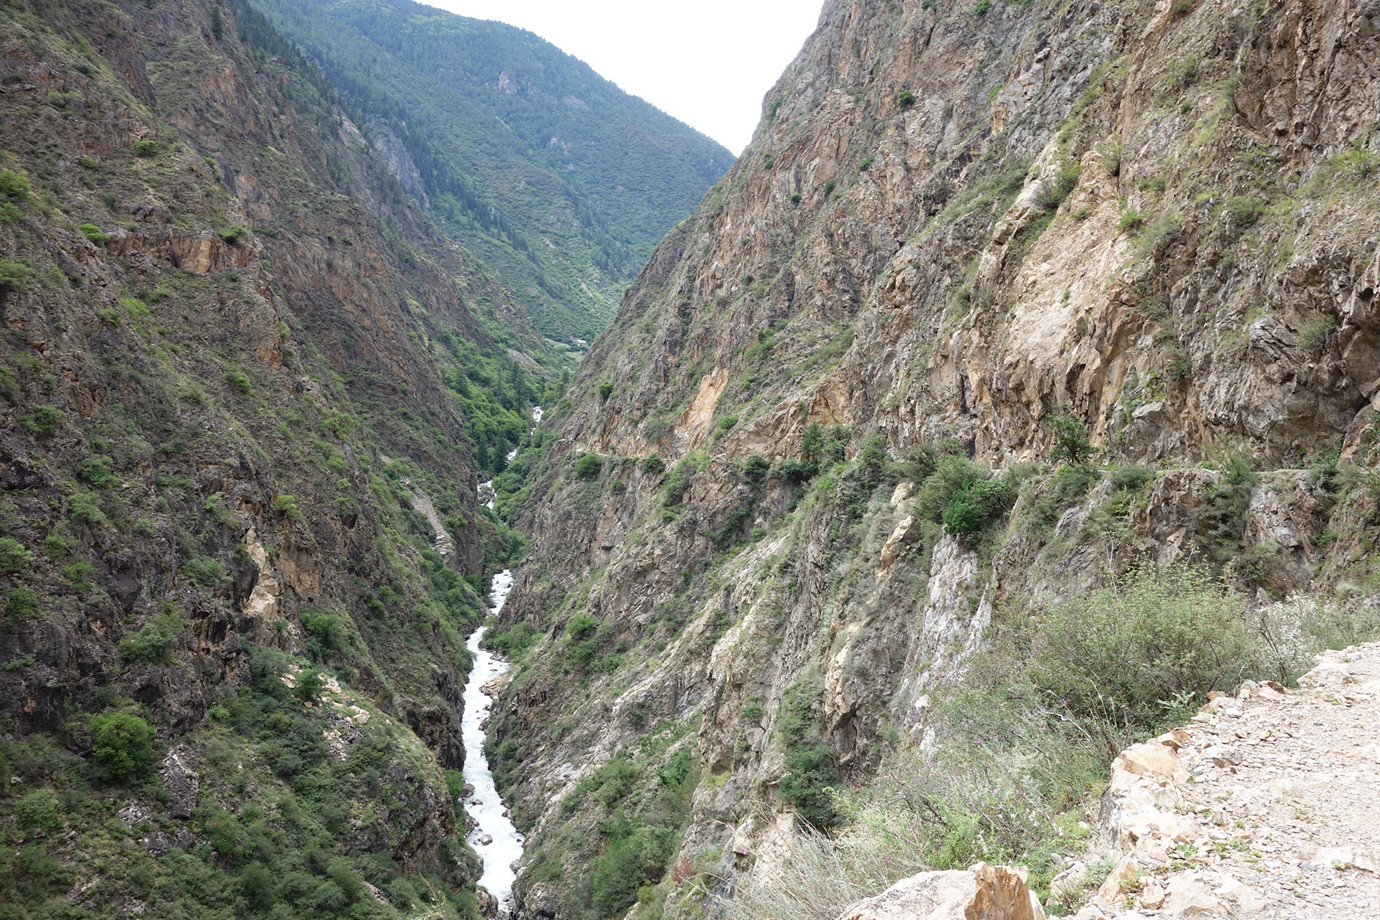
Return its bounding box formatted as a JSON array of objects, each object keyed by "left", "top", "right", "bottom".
[
  {"left": 1058, "top": 643, "right": 1380, "bottom": 919},
  {"left": 833, "top": 643, "right": 1380, "bottom": 920}
]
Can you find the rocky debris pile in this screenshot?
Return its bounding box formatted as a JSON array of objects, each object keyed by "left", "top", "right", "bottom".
[
  {"left": 836, "top": 863, "right": 1045, "bottom": 920},
  {"left": 1064, "top": 643, "right": 1380, "bottom": 919}
]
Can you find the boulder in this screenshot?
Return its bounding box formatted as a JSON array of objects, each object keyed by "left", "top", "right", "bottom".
[
  {"left": 1162, "top": 870, "right": 1265, "bottom": 917},
  {"left": 161, "top": 746, "right": 199, "bottom": 820},
  {"left": 1115, "top": 742, "right": 1183, "bottom": 780},
  {"left": 835, "top": 863, "right": 1045, "bottom": 920}
]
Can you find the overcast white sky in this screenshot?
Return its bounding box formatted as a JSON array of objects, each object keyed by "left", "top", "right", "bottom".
[{"left": 421, "top": 0, "right": 823, "bottom": 154}]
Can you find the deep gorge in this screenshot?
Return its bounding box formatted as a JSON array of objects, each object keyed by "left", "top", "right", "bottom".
[{"left": 3, "top": 0, "right": 1380, "bottom": 918}]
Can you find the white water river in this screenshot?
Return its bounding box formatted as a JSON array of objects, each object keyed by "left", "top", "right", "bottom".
[
  {"left": 461, "top": 405, "right": 541, "bottom": 910},
  {"left": 461, "top": 570, "right": 523, "bottom": 912}
]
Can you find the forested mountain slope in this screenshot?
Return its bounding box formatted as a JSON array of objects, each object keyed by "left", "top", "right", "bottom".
[
  {"left": 483, "top": 0, "right": 1380, "bottom": 917},
  {"left": 247, "top": 0, "right": 736, "bottom": 343},
  {"left": 0, "top": 0, "right": 553, "bottom": 915}
]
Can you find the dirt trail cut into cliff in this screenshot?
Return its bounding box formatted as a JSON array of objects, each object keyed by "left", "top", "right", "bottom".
[{"left": 1077, "top": 644, "right": 1380, "bottom": 919}]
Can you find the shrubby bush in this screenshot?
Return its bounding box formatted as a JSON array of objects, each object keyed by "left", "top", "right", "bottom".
[
  {"left": 573, "top": 452, "right": 603, "bottom": 480},
  {"left": 89, "top": 711, "right": 155, "bottom": 781},
  {"left": 663, "top": 452, "right": 707, "bottom": 506},
  {"left": 119, "top": 610, "right": 182, "bottom": 664}
]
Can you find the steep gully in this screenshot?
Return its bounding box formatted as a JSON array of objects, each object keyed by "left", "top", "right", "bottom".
[{"left": 462, "top": 407, "right": 542, "bottom": 911}]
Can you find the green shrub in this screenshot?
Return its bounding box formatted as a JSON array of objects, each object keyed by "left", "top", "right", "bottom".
[
  {"left": 16, "top": 788, "right": 61, "bottom": 834},
  {"left": 897, "top": 90, "right": 916, "bottom": 110},
  {"left": 300, "top": 609, "right": 347, "bottom": 658},
  {"left": 240, "top": 862, "right": 275, "bottom": 911},
  {"left": 1304, "top": 450, "right": 1341, "bottom": 499},
  {"left": 0, "top": 259, "right": 30, "bottom": 293},
  {"left": 119, "top": 611, "right": 182, "bottom": 664},
  {"left": 183, "top": 556, "right": 228, "bottom": 587},
  {"left": 119, "top": 296, "right": 150, "bottom": 319},
  {"left": 942, "top": 478, "right": 1013, "bottom": 537},
  {"left": 0, "top": 169, "right": 30, "bottom": 200},
  {"left": 1027, "top": 564, "right": 1260, "bottom": 728},
  {"left": 1221, "top": 196, "right": 1264, "bottom": 235},
  {"left": 1046, "top": 413, "right": 1094, "bottom": 464},
  {"left": 1193, "top": 453, "right": 1256, "bottom": 565},
  {"left": 663, "top": 453, "right": 706, "bottom": 506},
  {"left": 224, "top": 370, "right": 252, "bottom": 394},
  {"left": 711, "top": 502, "right": 755, "bottom": 548},
  {"left": 1035, "top": 160, "right": 1081, "bottom": 212},
  {"left": 273, "top": 494, "right": 302, "bottom": 521},
  {"left": 89, "top": 711, "right": 155, "bottom": 781},
  {"left": 566, "top": 613, "right": 599, "bottom": 642},
  {"left": 218, "top": 225, "right": 248, "bottom": 244},
  {"left": 780, "top": 742, "right": 842, "bottom": 830},
  {"left": 641, "top": 455, "right": 666, "bottom": 477},
  {"left": 1051, "top": 462, "right": 1099, "bottom": 506},
  {"left": 487, "top": 621, "right": 537, "bottom": 660},
  {"left": 79, "top": 223, "right": 110, "bottom": 245},
  {"left": 597, "top": 381, "right": 614, "bottom": 400},
  {"left": 4, "top": 587, "right": 38, "bottom": 625},
  {"left": 778, "top": 459, "right": 818, "bottom": 484},
  {"left": 574, "top": 452, "right": 603, "bottom": 480},
  {"left": 742, "top": 454, "right": 771, "bottom": 481},
  {"left": 387, "top": 877, "right": 421, "bottom": 908},
  {"left": 1111, "top": 463, "right": 1156, "bottom": 493},
  {"left": 0, "top": 536, "right": 34, "bottom": 574},
  {"left": 22, "top": 405, "right": 62, "bottom": 437},
  {"left": 1117, "top": 210, "right": 1145, "bottom": 233},
  {"left": 68, "top": 491, "right": 106, "bottom": 526},
  {"left": 292, "top": 668, "right": 325, "bottom": 703},
  {"left": 132, "top": 139, "right": 159, "bottom": 157},
  {"left": 77, "top": 455, "right": 119, "bottom": 489},
  {"left": 1298, "top": 314, "right": 1335, "bottom": 352}
]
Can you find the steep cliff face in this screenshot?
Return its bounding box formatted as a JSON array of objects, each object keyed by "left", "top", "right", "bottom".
[
  {"left": 488, "top": 1, "right": 1380, "bottom": 917},
  {"left": 0, "top": 0, "right": 549, "bottom": 913}
]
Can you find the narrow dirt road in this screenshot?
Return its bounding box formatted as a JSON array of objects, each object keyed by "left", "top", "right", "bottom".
[{"left": 1075, "top": 643, "right": 1380, "bottom": 919}]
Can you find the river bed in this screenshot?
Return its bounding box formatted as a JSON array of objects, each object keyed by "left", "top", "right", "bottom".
[{"left": 460, "top": 570, "right": 522, "bottom": 912}]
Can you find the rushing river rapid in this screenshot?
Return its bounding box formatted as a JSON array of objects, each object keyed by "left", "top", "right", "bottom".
[
  {"left": 460, "top": 570, "right": 523, "bottom": 913},
  {"left": 462, "top": 406, "right": 539, "bottom": 911}
]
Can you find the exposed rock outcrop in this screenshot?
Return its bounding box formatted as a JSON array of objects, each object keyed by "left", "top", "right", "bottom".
[{"left": 837, "top": 863, "right": 1046, "bottom": 920}]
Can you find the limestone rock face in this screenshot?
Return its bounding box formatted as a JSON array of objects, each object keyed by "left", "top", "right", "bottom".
[{"left": 836, "top": 863, "right": 1045, "bottom": 920}]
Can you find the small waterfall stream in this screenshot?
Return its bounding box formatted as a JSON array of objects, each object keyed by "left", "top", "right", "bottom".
[{"left": 461, "top": 572, "right": 522, "bottom": 913}]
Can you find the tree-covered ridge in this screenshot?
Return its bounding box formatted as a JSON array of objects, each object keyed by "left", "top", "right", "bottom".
[{"left": 249, "top": 0, "right": 735, "bottom": 343}]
